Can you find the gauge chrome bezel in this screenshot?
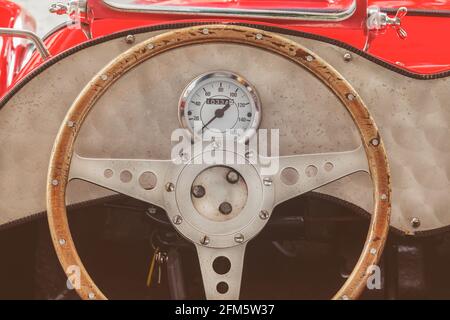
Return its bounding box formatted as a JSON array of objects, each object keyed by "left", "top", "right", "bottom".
[{"left": 178, "top": 71, "right": 262, "bottom": 142}]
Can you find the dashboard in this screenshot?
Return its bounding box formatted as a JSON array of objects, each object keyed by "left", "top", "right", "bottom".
[{"left": 0, "top": 25, "right": 448, "bottom": 237}]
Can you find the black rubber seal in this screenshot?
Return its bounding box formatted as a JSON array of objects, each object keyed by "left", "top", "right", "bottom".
[
  {"left": 0, "top": 194, "right": 125, "bottom": 233},
  {"left": 2, "top": 190, "right": 441, "bottom": 238}
]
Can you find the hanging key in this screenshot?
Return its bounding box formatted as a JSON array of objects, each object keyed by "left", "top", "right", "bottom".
[{"left": 146, "top": 247, "right": 159, "bottom": 287}]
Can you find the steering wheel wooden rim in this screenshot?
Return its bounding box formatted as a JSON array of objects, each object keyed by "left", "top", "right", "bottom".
[{"left": 47, "top": 24, "right": 391, "bottom": 300}]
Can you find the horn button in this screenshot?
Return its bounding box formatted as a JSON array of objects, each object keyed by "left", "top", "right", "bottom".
[{"left": 191, "top": 166, "right": 248, "bottom": 222}]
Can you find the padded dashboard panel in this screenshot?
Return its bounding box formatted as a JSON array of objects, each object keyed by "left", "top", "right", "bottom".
[{"left": 0, "top": 26, "right": 448, "bottom": 235}]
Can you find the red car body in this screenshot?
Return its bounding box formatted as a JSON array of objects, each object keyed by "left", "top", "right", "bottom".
[
  {"left": 0, "top": 0, "right": 35, "bottom": 95},
  {"left": 0, "top": 0, "right": 449, "bottom": 100}
]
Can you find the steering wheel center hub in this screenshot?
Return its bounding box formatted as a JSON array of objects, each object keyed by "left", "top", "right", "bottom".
[
  {"left": 191, "top": 166, "right": 248, "bottom": 222},
  {"left": 163, "top": 149, "right": 275, "bottom": 248}
]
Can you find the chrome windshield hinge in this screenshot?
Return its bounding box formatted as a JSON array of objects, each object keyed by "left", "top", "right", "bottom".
[
  {"left": 49, "top": 2, "right": 70, "bottom": 15},
  {"left": 49, "top": 1, "right": 92, "bottom": 39},
  {"left": 367, "top": 6, "right": 408, "bottom": 39},
  {"left": 49, "top": 1, "right": 87, "bottom": 17}
]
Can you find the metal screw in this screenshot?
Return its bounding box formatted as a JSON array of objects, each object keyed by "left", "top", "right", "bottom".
[
  {"left": 88, "top": 292, "right": 95, "bottom": 300},
  {"left": 306, "top": 55, "right": 314, "bottom": 62},
  {"left": 173, "top": 215, "right": 183, "bottom": 225},
  {"left": 234, "top": 233, "right": 244, "bottom": 243},
  {"left": 100, "top": 74, "right": 108, "bottom": 81},
  {"left": 202, "top": 28, "right": 209, "bottom": 35},
  {"left": 200, "top": 235, "right": 210, "bottom": 245},
  {"left": 59, "top": 238, "right": 66, "bottom": 245},
  {"left": 259, "top": 210, "right": 270, "bottom": 220},
  {"left": 125, "top": 34, "right": 135, "bottom": 44},
  {"left": 343, "top": 52, "right": 352, "bottom": 62},
  {"left": 347, "top": 93, "right": 355, "bottom": 101},
  {"left": 370, "top": 248, "right": 377, "bottom": 255},
  {"left": 192, "top": 185, "right": 206, "bottom": 198},
  {"left": 411, "top": 217, "right": 421, "bottom": 229},
  {"left": 263, "top": 177, "right": 272, "bottom": 186},
  {"left": 219, "top": 202, "right": 233, "bottom": 215},
  {"left": 147, "top": 43, "right": 154, "bottom": 50},
  {"left": 67, "top": 120, "right": 75, "bottom": 128},
  {"left": 371, "top": 138, "right": 380, "bottom": 146},
  {"left": 165, "top": 182, "right": 175, "bottom": 192},
  {"left": 147, "top": 206, "right": 157, "bottom": 214},
  {"left": 380, "top": 193, "right": 388, "bottom": 201},
  {"left": 52, "top": 179, "right": 59, "bottom": 186},
  {"left": 255, "top": 33, "right": 263, "bottom": 40},
  {"left": 226, "top": 170, "right": 239, "bottom": 184}
]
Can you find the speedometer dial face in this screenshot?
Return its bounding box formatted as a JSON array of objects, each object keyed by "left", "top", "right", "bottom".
[{"left": 179, "top": 71, "right": 261, "bottom": 141}]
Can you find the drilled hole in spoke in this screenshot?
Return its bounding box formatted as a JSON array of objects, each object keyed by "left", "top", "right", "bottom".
[
  {"left": 104, "top": 169, "right": 113, "bottom": 178},
  {"left": 324, "top": 162, "right": 334, "bottom": 172},
  {"left": 120, "top": 170, "right": 132, "bottom": 183},
  {"left": 305, "top": 165, "right": 318, "bottom": 177},
  {"left": 139, "top": 171, "right": 157, "bottom": 190},
  {"left": 280, "top": 167, "right": 299, "bottom": 185},
  {"left": 216, "top": 282, "right": 229, "bottom": 294},
  {"left": 213, "top": 256, "right": 231, "bottom": 275}
]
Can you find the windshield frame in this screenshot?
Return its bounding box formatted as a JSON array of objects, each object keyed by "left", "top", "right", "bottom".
[{"left": 102, "top": 0, "right": 357, "bottom": 21}]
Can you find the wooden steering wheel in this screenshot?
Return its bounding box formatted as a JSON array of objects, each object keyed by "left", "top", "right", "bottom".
[{"left": 47, "top": 25, "right": 391, "bottom": 300}]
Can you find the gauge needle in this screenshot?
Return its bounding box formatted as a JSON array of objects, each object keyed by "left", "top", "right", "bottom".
[{"left": 201, "top": 100, "right": 231, "bottom": 132}]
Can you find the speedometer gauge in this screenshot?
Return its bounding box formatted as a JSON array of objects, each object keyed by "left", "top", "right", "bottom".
[{"left": 179, "top": 71, "right": 261, "bottom": 141}]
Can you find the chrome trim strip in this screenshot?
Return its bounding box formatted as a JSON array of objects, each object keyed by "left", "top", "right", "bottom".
[
  {"left": 0, "top": 28, "right": 50, "bottom": 59},
  {"left": 102, "top": 0, "right": 357, "bottom": 22}
]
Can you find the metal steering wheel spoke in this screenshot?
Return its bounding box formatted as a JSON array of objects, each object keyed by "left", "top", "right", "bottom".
[
  {"left": 195, "top": 244, "right": 247, "bottom": 300},
  {"left": 69, "top": 153, "right": 174, "bottom": 208},
  {"left": 271, "top": 145, "right": 369, "bottom": 206}
]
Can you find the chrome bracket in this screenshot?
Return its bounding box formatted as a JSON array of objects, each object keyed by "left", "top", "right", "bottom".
[
  {"left": 49, "top": 0, "right": 87, "bottom": 17},
  {"left": 103, "top": 0, "right": 357, "bottom": 22},
  {"left": 0, "top": 28, "right": 50, "bottom": 59},
  {"left": 367, "top": 6, "right": 408, "bottom": 39},
  {"left": 49, "top": 2, "right": 70, "bottom": 15}
]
